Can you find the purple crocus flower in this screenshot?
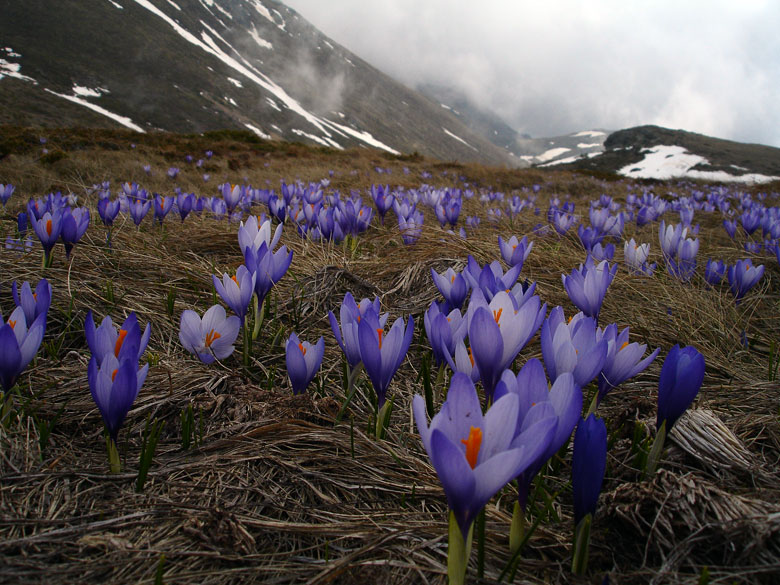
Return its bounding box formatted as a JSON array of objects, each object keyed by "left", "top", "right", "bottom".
[
  {"left": 431, "top": 266, "right": 470, "bottom": 310},
  {"left": 127, "top": 198, "right": 151, "bottom": 227},
  {"left": 358, "top": 313, "right": 414, "bottom": 409},
  {"left": 33, "top": 210, "right": 63, "bottom": 260},
  {"left": 498, "top": 235, "right": 533, "bottom": 269},
  {"left": 424, "top": 302, "right": 466, "bottom": 367},
  {"left": 723, "top": 218, "right": 737, "bottom": 239},
  {"left": 0, "top": 183, "right": 14, "bottom": 206},
  {"left": 727, "top": 259, "right": 765, "bottom": 302},
  {"left": 244, "top": 242, "right": 293, "bottom": 306},
  {"left": 370, "top": 184, "right": 394, "bottom": 224},
  {"left": 179, "top": 305, "right": 241, "bottom": 364},
  {"left": 562, "top": 257, "right": 617, "bottom": 322},
  {"left": 285, "top": 333, "right": 325, "bottom": 395},
  {"left": 88, "top": 352, "right": 148, "bottom": 441},
  {"left": 623, "top": 238, "right": 654, "bottom": 275},
  {"left": 0, "top": 307, "right": 46, "bottom": 391},
  {"left": 85, "top": 311, "right": 151, "bottom": 367},
  {"left": 704, "top": 259, "right": 726, "bottom": 286},
  {"left": 12, "top": 279, "right": 52, "bottom": 324},
  {"left": 541, "top": 307, "right": 607, "bottom": 389},
  {"left": 589, "top": 242, "right": 615, "bottom": 262},
  {"left": 153, "top": 194, "right": 174, "bottom": 225},
  {"left": 413, "top": 373, "right": 556, "bottom": 539},
  {"left": 220, "top": 183, "right": 242, "bottom": 214},
  {"left": 572, "top": 414, "right": 607, "bottom": 525},
  {"left": 468, "top": 290, "right": 546, "bottom": 404},
  {"left": 595, "top": 323, "right": 660, "bottom": 404},
  {"left": 61, "top": 207, "right": 90, "bottom": 258},
  {"left": 238, "top": 215, "right": 283, "bottom": 256},
  {"left": 398, "top": 212, "right": 423, "bottom": 245},
  {"left": 578, "top": 225, "right": 604, "bottom": 252},
  {"left": 328, "top": 293, "right": 387, "bottom": 370},
  {"left": 656, "top": 344, "right": 705, "bottom": 431},
  {"left": 176, "top": 191, "right": 193, "bottom": 222},
  {"left": 212, "top": 265, "right": 256, "bottom": 322},
  {"left": 97, "top": 198, "right": 120, "bottom": 226},
  {"left": 167, "top": 167, "right": 180, "bottom": 179},
  {"left": 495, "top": 360, "right": 582, "bottom": 512}
]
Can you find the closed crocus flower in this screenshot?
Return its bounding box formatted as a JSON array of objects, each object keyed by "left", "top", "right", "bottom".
[
  {"left": 468, "top": 290, "right": 546, "bottom": 404},
  {"left": 727, "top": 259, "right": 764, "bottom": 302},
  {"left": 220, "top": 183, "right": 243, "bottom": 214},
  {"left": 127, "top": 198, "right": 151, "bottom": 227},
  {"left": 498, "top": 235, "right": 533, "bottom": 269},
  {"left": 424, "top": 302, "right": 466, "bottom": 367},
  {"left": 656, "top": 344, "right": 705, "bottom": 431},
  {"left": 495, "top": 360, "right": 582, "bottom": 513},
  {"left": 541, "top": 307, "right": 607, "bottom": 389},
  {"left": 85, "top": 311, "right": 150, "bottom": 367},
  {"left": 658, "top": 220, "right": 687, "bottom": 260},
  {"left": 572, "top": 414, "right": 607, "bottom": 525},
  {"left": 414, "top": 373, "right": 556, "bottom": 541},
  {"left": 704, "top": 258, "right": 726, "bottom": 285},
  {"left": 329, "top": 293, "right": 387, "bottom": 370},
  {"left": 0, "top": 183, "right": 15, "bottom": 206},
  {"left": 623, "top": 238, "right": 654, "bottom": 275},
  {"left": 244, "top": 242, "right": 293, "bottom": 306},
  {"left": 595, "top": 323, "right": 660, "bottom": 405},
  {"left": 212, "top": 264, "right": 256, "bottom": 322},
  {"left": 238, "top": 215, "right": 283, "bottom": 255},
  {"left": 12, "top": 279, "right": 52, "bottom": 324},
  {"left": 358, "top": 313, "right": 414, "bottom": 409},
  {"left": 179, "top": 305, "right": 241, "bottom": 364},
  {"left": 61, "top": 207, "right": 90, "bottom": 257},
  {"left": 97, "top": 198, "right": 120, "bottom": 226},
  {"left": 0, "top": 307, "right": 46, "bottom": 392},
  {"left": 443, "top": 337, "right": 481, "bottom": 385},
  {"left": 88, "top": 353, "right": 148, "bottom": 442},
  {"left": 431, "top": 266, "right": 470, "bottom": 310},
  {"left": 286, "top": 333, "right": 324, "bottom": 395},
  {"left": 562, "top": 257, "right": 617, "bottom": 322}
]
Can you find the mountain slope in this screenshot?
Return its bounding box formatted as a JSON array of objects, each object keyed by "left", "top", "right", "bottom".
[
  {"left": 0, "top": 0, "right": 515, "bottom": 166},
  {"left": 547, "top": 125, "right": 780, "bottom": 183}
]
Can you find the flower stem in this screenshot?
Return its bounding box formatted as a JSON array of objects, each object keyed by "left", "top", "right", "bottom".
[
  {"left": 509, "top": 501, "right": 525, "bottom": 555},
  {"left": 448, "top": 511, "right": 473, "bottom": 585},
  {"left": 571, "top": 513, "right": 592, "bottom": 575},
  {"left": 106, "top": 435, "right": 121, "bottom": 474}
]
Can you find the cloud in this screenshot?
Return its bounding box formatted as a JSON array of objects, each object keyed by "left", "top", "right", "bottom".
[{"left": 284, "top": 0, "right": 780, "bottom": 146}]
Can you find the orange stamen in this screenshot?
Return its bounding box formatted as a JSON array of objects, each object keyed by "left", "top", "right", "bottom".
[
  {"left": 114, "top": 329, "right": 128, "bottom": 356},
  {"left": 493, "top": 308, "right": 503, "bottom": 326},
  {"left": 46, "top": 219, "right": 52, "bottom": 236},
  {"left": 620, "top": 341, "right": 629, "bottom": 351},
  {"left": 468, "top": 346, "right": 475, "bottom": 368},
  {"left": 111, "top": 369, "right": 118, "bottom": 382},
  {"left": 377, "top": 328, "right": 384, "bottom": 349},
  {"left": 205, "top": 329, "right": 221, "bottom": 347},
  {"left": 461, "top": 426, "right": 483, "bottom": 469},
  {"left": 231, "top": 275, "right": 239, "bottom": 286},
  {"left": 298, "top": 343, "right": 306, "bottom": 356},
  {"left": 8, "top": 319, "right": 17, "bottom": 329}
]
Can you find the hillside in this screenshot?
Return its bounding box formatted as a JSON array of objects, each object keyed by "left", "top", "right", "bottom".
[{"left": 0, "top": 0, "right": 515, "bottom": 166}]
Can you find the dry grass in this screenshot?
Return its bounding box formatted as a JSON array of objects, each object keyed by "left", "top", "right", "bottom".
[{"left": 1, "top": 126, "right": 779, "bottom": 584}]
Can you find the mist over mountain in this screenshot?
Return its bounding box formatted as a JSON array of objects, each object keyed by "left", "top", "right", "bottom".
[{"left": 0, "top": 0, "right": 515, "bottom": 165}]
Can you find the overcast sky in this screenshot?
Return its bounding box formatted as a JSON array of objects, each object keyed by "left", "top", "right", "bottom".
[{"left": 284, "top": 1, "right": 780, "bottom": 147}]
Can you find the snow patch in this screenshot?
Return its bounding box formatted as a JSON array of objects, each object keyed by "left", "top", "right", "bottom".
[
  {"left": 212, "top": 1, "right": 233, "bottom": 19},
  {"left": 271, "top": 124, "right": 282, "bottom": 133},
  {"left": 572, "top": 130, "right": 605, "bottom": 138},
  {"left": 225, "top": 96, "right": 237, "bottom": 106},
  {"left": 442, "top": 128, "right": 477, "bottom": 151},
  {"left": 440, "top": 103, "right": 451, "bottom": 110},
  {"left": 2, "top": 48, "right": 22, "bottom": 58},
  {"left": 44, "top": 88, "right": 145, "bottom": 132},
  {"left": 535, "top": 147, "right": 571, "bottom": 163},
  {"left": 245, "top": 123, "right": 270, "bottom": 139},
  {"left": 292, "top": 129, "right": 341, "bottom": 149},
  {"left": 618, "top": 145, "right": 780, "bottom": 184},
  {"left": 323, "top": 40, "right": 334, "bottom": 50},
  {"left": 577, "top": 143, "right": 601, "bottom": 149},
  {"left": 227, "top": 77, "right": 243, "bottom": 88},
  {"left": 0, "top": 59, "right": 37, "bottom": 83},
  {"left": 132, "top": 0, "right": 397, "bottom": 153},
  {"left": 165, "top": 0, "right": 180, "bottom": 10},
  {"left": 249, "top": 24, "right": 273, "bottom": 50},
  {"left": 265, "top": 97, "right": 280, "bottom": 111},
  {"left": 107, "top": 0, "right": 124, "bottom": 8},
  {"left": 73, "top": 85, "right": 108, "bottom": 98}
]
